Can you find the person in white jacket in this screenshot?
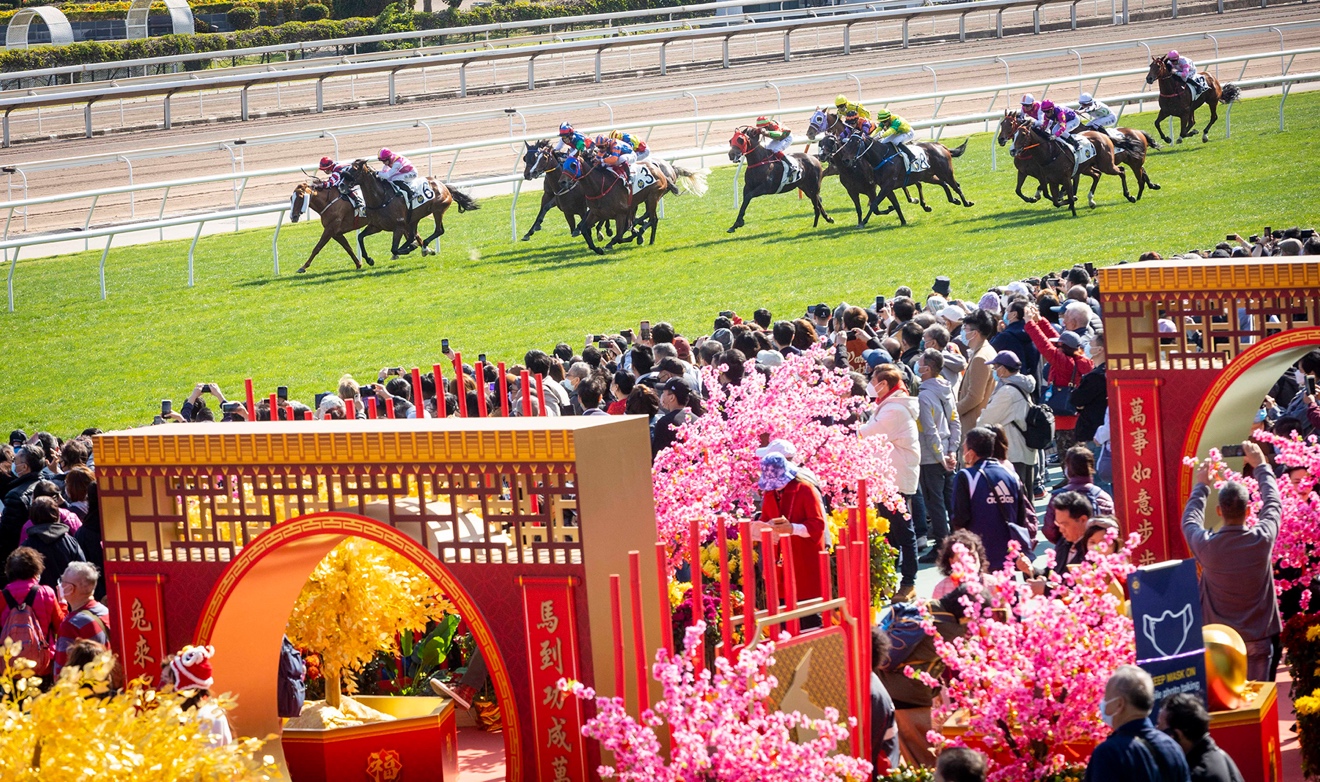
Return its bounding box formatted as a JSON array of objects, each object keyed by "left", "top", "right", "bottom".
[
  {"left": 977, "top": 350, "right": 1039, "bottom": 491},
  {"left": 860, "top": 363, "right": 921, "bottom": 601}
]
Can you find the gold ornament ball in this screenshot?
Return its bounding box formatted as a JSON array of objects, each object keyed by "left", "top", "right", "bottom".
[{"left": 1203, "top": 623, "right": 1248, "bottom": 711}]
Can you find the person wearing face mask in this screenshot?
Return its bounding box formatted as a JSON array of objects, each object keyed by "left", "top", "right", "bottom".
[
  {"left": 53, "top": 562, "right": 110, "bottom": 676},
  {"left": 976, "top": 351, "right": 1038, "bottom": 493},
  {"left": 916, "top": 349, "right": 960, "bottom": 562},
  {"left": 1, "top": 446, "right": 48, "bottom": 564},
  {"left": 860, "top": 364, "right": 921, "bottom": 601},
  {"left": 1087, "top": 665, "right": 1191, "bottom": 781}
]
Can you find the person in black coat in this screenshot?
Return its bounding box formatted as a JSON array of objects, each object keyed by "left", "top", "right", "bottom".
[
  {"left": 651, "top": 378, "right": 695, "bottom": 459},
  {"left": 1158, "top": 693, "right": 1245, "bottom": 782},
  {"left": 22, "top": 497, "right": 86, "bottom": 590},
  {"left": 1071, "top": 332, "right": 1108, "bottom": 444},
  {"left": 0, "top": 446, "right": 46, "bottom": 564}
]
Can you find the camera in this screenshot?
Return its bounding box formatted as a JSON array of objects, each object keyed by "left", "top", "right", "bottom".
[
  {"left": 1219, "top": 444, "right": 1246, "bottom": 458},
  {"left": 221, "top": 401, "right": 242, "bottom": 414},
  {"left": 478, "top": 353, "right": 487, "bottom": 365}
]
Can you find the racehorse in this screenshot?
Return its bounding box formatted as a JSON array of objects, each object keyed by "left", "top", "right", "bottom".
[
  {"left": 1009, "top": 120, "right": 1133, "bottom": 216},
  {"left": 832, "top": 133, "right": 972, "bottom": 226},
  {"left": 816, "top": 133, "right": 876, "bottom": 226},
  {"left": 727, "top": 126, "right": 832, "bottom": 233},
  {"left": 1145, "top": 56, "right": 1240, "bottom": 144},
  {"left": 289, "top": 181, "right": 366, "bottom": 273},
  {"left": 520, "top": 140, "right": 608, "bottom": 242},
  {"left": 556, "top": 152, "right": 670, "bottom": 254},
  {"left": 344, "top": 160, "right": 479, "bottom": 262}
]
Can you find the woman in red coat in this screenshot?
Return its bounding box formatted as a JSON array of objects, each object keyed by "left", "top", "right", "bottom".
[
  {"left": 758, "top": 452, "right": 827, "bottom": 604},
  {"left": 1024, "top": 302, "right": 1095, "bottom": 456}
]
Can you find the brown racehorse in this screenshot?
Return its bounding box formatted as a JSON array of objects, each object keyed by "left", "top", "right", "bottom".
[
  {"left": 832, "top": 133, "right": 972, "bottom": 226},
  {"left": 289, "top": 181, "right": 366, "bottom": 273},
  {"left": 815, "top": 133, "right": 876, "bottom": 227},
  {"left": 1009, "top": 121, "right": 1133, "bottom": 216},
  {"left": 727, "top": 126, "right": 832, "bottom": 233},
  {"left": 1145, "top": 56, "right": 1240, "bottom": 144},
  {"left": 809, "top": 108, "right": 920, "bottom": 205},
  {"left": 1079, "top": 122, "right": 1163, "bottom": 201},
  {"left": 556, "top": 152, "right": 669, "bottom": 254},
  {"left": 520, "top": 140, "right": 613, "bottom": 243},
  {"left": 345, "top": 160, "right": 479, "bottom": 261}
]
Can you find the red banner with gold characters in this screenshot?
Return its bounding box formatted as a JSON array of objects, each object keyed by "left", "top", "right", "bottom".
[
  {"left": 518, "top": 575, "right": 588, "bottom": 782},
  {"left": 1112, "top": 378, "right": 1169, "bottom": 565},
  {"left": 110, "top": 574, "right": 168, "bottom": 684}
]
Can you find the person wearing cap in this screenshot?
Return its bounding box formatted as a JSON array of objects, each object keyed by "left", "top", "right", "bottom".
[
  {"left": 939, "top": 305, "right": 967, "bottom": 345},
  {"left": 757, "top": 452, "right": 827, "bottom": 607},
  {"left": 977, "top": 350, "right": 1038, "bottom": 492},
  {"left": 164, "top": 645, "right": 233, "bottom": 746},
  {"left": 957, "top": 310, "right": 999, "bottom": 436},
  {"left": 1024, "top": 302, "right": 1095, "bottom": 455},
  {"left": 922, "top": 325, "right": 967, "bottom": 394},
  {"left": 808, "top": 304, "right": 830, "bottom": 338},
  {"left": 991, "top": 297, "right": 1040, "bottom": 383},
  {"left": 932, "top": 276, "right": 952, "bottom": 298},
  {"left": 1077, "top": 92, "right": 1118, "bottom": 134},
  {"left": 860, "top": 364, "right": 921, "bottom": 600},
  {"left": 8, "top": 431, "right": 25, "bottom": 450},
  {"left": 976, "top": 292, "right": 1002, "bottom": 317},
  {"left": 651, "top": 378, "right": 695, "bottom": 459},
  {"left": 756, "top": 439, "right": 819, "bottom": 487},
  {"left": 756, "top": 350, "right": 785, "bottom": 369},
  {"left": 916, "top": 349, "right": 961, "bottom": 562}
]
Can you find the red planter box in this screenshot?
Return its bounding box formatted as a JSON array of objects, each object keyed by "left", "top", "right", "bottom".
[{"left": 283, "top": 696, "right": 458, "bottom": 782}]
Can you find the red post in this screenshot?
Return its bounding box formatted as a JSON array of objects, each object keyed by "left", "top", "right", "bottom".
[
  {"left": 858, "top": 479, "right": 869, "bottom": 530},
  {"left": 819, "top": 550, "right": 833, "bottom": 628},
  {"left": 761, "top": 528, "right": 779, "bottom": 623},
  {"left": 716, "top": 522, "right": 733, "bottom": 660},
  {"left": 367, "top": 396, "right": 379, "bottom": 419},
  {"left": 474, "top": 362, "right": 488, "bottom": 417},
  {"left": 453, "top": 352, "right": 468, "bottom": 417},
  {"left": 628, "top": 551, "right": 650, "bottom": 712},
  {"left": 411, "top": 367, "right": 424, "bottom": 418},
  {"left": 497, "top": 362, "right": 510, "bottom": 417},
  {"left": 780, "top": 535, "right": 799, "bottom": 636},
  {"left": 344, "top": 398, "right": 356, "bottom": 419},
  {"left": 520, "top": 371, "right": 533, "bottom": 417},
  {"left": 244, "top": 378, "right": 255, "bottom": 420},
  {"left": 268, "top": 393, "right": 279, "bottom": 421},
  {"left": 687, "top": 518, "right": 703, "bottom": 673},
  {"left": 655, "top": 542, "right": 673, "bottom": 656},
  {"left": 431, "top": 364, "right": 447, "bottom": 418},
  {"left": 852, "top": 537, "right": 871, "bottom": 762},
  {"left": 303, "top": 410, "right": 313, "bottom": 421},
  {"left": 610, "top": 574, "right": 626, "bottom": 708},
  {"left": 739, "top": 521, "right": 755, "bottom": 650},
  {"left": 534, "top": 373, "right": 547, "bottom": 417},
  {"left": 837, "top": 537, "right": 859, "bottom": 756},
  {"left": 385, "top": 391, "right": 397, "bottom": 419}
]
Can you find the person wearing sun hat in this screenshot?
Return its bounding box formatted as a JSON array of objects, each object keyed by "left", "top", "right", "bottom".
[
  {"left": 757, "top": 452, "right": 827, "bottom": 607},
  {"left": 163, "top": 644, "right": 233, "bottom": 746}
]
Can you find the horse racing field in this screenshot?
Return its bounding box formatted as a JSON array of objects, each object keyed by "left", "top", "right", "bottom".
[{"left": 7, "top": 91, "right": 1318, "bottom": 433}]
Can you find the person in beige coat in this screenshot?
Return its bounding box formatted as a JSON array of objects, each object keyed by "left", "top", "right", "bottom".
[{"left": 957, "top": 310, "right": 998, "bottom": 435}]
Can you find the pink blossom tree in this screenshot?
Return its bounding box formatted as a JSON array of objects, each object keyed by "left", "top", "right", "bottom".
[
  {"left": 560, "top": 622, "right": 871, "bottom": 782},
  {"left": 914, "top": 537, "right": 1138, "bottom": 782},
  {"left": 652, "top": 348, "right": 901, "bottom": 562}
]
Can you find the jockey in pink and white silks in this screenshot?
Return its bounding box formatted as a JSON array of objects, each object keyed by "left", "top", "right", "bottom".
[
  {"left": 318, "top": 156, "right": 364, "bottom": 215},
  {"left": 1166, "top": 50, "right": 1208, "bottom": 93},
  {"left": 378, "top": 148, "right": 417, "bottom": 198},
  {"left": 1020, "top": 94, "right": 1045, "bottom": 126}
]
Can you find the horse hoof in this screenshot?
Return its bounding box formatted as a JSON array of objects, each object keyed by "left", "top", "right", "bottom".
[
  {"left": 824, "top": 217, "right": 835, "bottom": 224},
  {"left": 922, "top": 206, "right": 932, "bottom": 213},
  {"left": 727, "top": 227, "right": 738, "bottom": 234},
  {"left": 963, "top": 201, "right": 975, "bottom": 207},
  {"left": 365, "top": 257, "right": 375, "bottom": 266},
  {"left": 521, "top": 235, "right": 532, "bottom": 242},
  {"left": 1175, "top": 137, "right": 1183, "bottom": 144},
  {"left": 593, "top": 248, "right": 605, "bottom": 256},
  {"left": 1127, "top": 196, "right": 1137, "bottom": 203},
  {"left": 1149, "top": 183, "right": 1162, "bottom": 190},
  {"left": 296, "top": 267, "right": 307, "bottom": 274}
]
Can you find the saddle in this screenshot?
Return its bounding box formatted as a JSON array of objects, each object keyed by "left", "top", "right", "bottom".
[
  {"left": 1067, "top": 136, "right": 1096, "bottom": 175},
  {"left": 395, "top": 178, "right": 435, "bottom": 210},
  {"left": 1183, "top": 75, "right": 1209, "bottom": 101},
  {"left": 900, "top": 144, "right": 929, "bottom": 173}
]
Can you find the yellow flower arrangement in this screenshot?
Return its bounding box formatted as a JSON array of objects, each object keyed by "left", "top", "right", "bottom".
[
  {"left": 285, "top": 538, "right": 456, "bottom": 707},
  {"left": 827, "top": 506, "right": 889, "bottom": 547},
  {"left": 1297, "top": 689, "right": 1320, "bottom": 717}
]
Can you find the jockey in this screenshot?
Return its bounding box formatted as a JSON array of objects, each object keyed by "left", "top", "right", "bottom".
[
  {"left": 1076, "top": 93, "right": 1117, "bottom": 132},
  {"left": 378, "top": 148, "right": 417, "bottom": 199},
  {"left": 556, "top": 121, "right": 593, "bottom": 156},
  {"left": 755, "top": 116, "right": 794, "bottom": 159},
  {"left": 1166, "top": 50, "right": 1208, "bottom": 93},
  {"left": 1020, "top": 93, "right": 1044, "bottom": 125},
  {"left": 608, "top": 130, "right": 650, "bottom": 162},
  {"left": 834, "top": 94, "right": 870, "bottom": 120},
  {"left": 1040, "top": 100, "right": 1080, "bottom": 149},
  {"left": 317, "top": 156, "right": 364, "bottom": 215},
  {"left": 594, "top": 135, "right": 636, "bottom": 179},
  {"left": 840, "top": 109, "right": 876, "bottom": 140},
  {"left": 873, "top": 109, "right": 916, "bottom": 167}
]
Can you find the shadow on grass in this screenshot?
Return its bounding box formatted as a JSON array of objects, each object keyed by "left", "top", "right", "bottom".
[{"left": 236, "top": 264, "right": 417, "bottom": 287}]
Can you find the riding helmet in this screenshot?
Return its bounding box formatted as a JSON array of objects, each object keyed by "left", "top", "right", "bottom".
[
  {"left": 1039, "top": 100, "right": 1055, "bottom": 112},
  {"left": 835, "top": 94, "right": 849, "bottom": 107},
  {"left": 755, "top": 116, "right": 774, "bottom": 127},
  {"left": 318, "top": 157, "right": 334, "bottom": 171},
  {"left": 1079, "top": 93, "right": 1093, "bottom": 105},
  {"left": 378, "top": 148, "right": 393, "bottom": 162},
  {"left": 559, "top": 122, "right": 574, "bottom": 135},
  {"left": 609, "top": 130, "right": 624, "bottom": 140},
  {"left": 1021, "top": 94, "right": 1036, "bottom": 106},
  {"left": 1167, "top": 50, "right": 1180, "bottom": 60}
]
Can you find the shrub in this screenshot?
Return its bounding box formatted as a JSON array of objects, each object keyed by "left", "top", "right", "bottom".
[
  {"left": 299, "top": 2, "right": 329, "bottom": 20},
  {"left": 226, "top": 5, "right": 259, "bottom": 29}
]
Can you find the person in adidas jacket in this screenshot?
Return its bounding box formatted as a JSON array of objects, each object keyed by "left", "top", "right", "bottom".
[
  {"left": 977, "top": 350, "right": 1038, "bottom": 492},
  {"left": 952, "top": 426, "right": 1032, "bottom": 572}
]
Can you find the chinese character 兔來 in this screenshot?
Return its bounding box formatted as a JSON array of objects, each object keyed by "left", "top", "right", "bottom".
[
  {"left": 537, "top": 599, "right": 559, "bottom": 634},
  {"left": 130, "top": 598, "right": 153, "bottom": 632},
  {"left": 547, "top": 717, "right": 571, "bottom": 752},
  {"left": 539, "top": 638, "right": 563, "bottom": 674}
]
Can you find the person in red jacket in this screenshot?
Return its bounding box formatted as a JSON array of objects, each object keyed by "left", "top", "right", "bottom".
[
  {"left": 757, "top": 452, "right": 827, "bottom": 607},
  {"left": 1024, "top": 302, "right": 1095, "bottom": 456}
]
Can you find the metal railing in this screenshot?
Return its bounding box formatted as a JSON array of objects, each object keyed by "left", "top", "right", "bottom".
[
  {"left": 0, "top": 0, "right": 1221, "bottom": 145},
  {"left": 3, "top": 67, "right": 1312, "bottom": 313}
]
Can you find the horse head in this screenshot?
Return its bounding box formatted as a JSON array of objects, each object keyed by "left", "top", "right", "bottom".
[
  {"left": 1010, "top": 122, "right": 1044, "bottom": 160},
  {"left": 728, "top": 129, "right": 753, "bottom": 163},
  {"left": 816, "top": 133, "right": 838, "bottom": 162},
  {"left": 1145, "top": 56, "right": 1169, "bottom": 85},
  {"left": 290, "top": 182, "right": 315, "bottom": 223},
  {"left": 996, "top": 110, "right": 1022, "bottom": 147},
  {"left": 806, "top": 109, "right": 831, "bottom": 140},
  {"left": 833, "top": 133, "right": 864, "bottom": 169}
]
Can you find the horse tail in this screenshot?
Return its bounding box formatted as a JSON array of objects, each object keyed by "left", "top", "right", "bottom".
[
  {"left": 448, "top": 186, "right": 481, "bottom": 212},
  {"left": 1221, "top": 83, "right": 1241, "bottom": 104},
  {"left": 674, "top": 166, "right": 710, "bottom": 198},
  {"left": 1140, "top": 131, "right": 1161, "bottom": 150},
  {"left": 947, "top": 138, "right": 970, "bottom": 158}
]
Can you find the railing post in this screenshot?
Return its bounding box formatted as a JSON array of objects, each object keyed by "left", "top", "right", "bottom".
[
  {"left": 389, "top": 71, "right": 397, "bottom": 105},
  {"left": 660, "top": 43, "right": 667, "bottom": 76},
  {"left": 902, "top": 18, "right": 909, "bottom": 48},
  {"left": 843, "top": 24, "right": 850, "bottom": 55},
  {"left": 272, "top": 208, "right": 284, "bottom": 276},
  {"left": 595, "top": 50, "right": 602, "bottom": 82},
  {"left": 84, "top": 102, "right": 93, "bottom": 139},
  {"left": 163, "top": 94, "right": 171, "bottom": 130},
  {"left": 1171, "top": 0, "right": 1178, "bottom": 18},
  {"left": 2, "top": 111, "right": 9, "bottom": 149},
  {"left": 241, "top": 86, "right": 249, "bottom": 121},
  {"left": 1034, "top": 7, "right": 1040, "bottom": 34},
  {"left": 783, "top": 31, "right": 791, "bottom": 62},
  {"left": 7, "top": 246, "right": 19, "bottom": 312},
  {"left": 316, "top": 78, "right": 324, "bottom": 113},
  {"left": 959, "top": 13, "right": 966, "bottom": 42},
  {"left": 722, "top": 37, "right": 730, "bottom": 68},
  {"left": 459, "top": 64, "right": 467, "bottom": 97},
  {"left": 527, "top": 57, "right": 535, "bottom": 90},
  {"left": 996, "top": 9, "right": 1004, "bottom": 37},
  {"left": 1122, "top": 0, "right": 1129, "bottom": 23},
  {"left": 98, "top": 235, "right": 112, "bottom": 300},
  {"left": 188, "top": 220, "right": 204, "bottom": 287}
]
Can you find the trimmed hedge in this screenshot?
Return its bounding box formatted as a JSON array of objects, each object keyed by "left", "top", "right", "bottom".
[
  {"left": 226, "top": 5, "right": 259, "bottom": 29},
  {"left": 298, "top": 2, "right": 329, "bottom": 21},
  {"left": 418, "top": 0, "right": 685, "bottom": 30},
  {"left": 0, "top": 0, "right": 342, "bottom": 27}
]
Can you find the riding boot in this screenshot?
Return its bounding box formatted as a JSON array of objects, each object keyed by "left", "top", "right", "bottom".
[{"left": 898, "top": 147, "right": 914, "bottom": 170}]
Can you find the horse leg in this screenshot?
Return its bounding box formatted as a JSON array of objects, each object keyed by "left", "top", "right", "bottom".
[
  {"left": 1132, "top": 161, "right": 1146, "bottom": 201},
  {"left": 947, "top": 173, "right": 973, "bottom": 207},
  {"left": 1014, "top": 170, "right": 1040, "bottom": 204},
  {"left": 1201, "top": 99, "right": 1219, "bottom": 143},
  {"left": 1066, "top": 176, "right": 1079, "bottom": 217},
  {"left": 357, "top": 226, "right": 380, "bottom": 266},
  {"left": 728, "top": 181, "right": 762, "bottom": 233},
  {"left": 299, "top": 230, "right": 338, "bottom": 273},
  {"left": 524, "top": 192, "right": 556, "bottom": 241},
  {"left": 332, "top": 233, "right": 363, "bottom": 270},
  {"left": 580, "top": 215, "right": 603, "bottom": 255},
  {"left": 806, "top": 178, "right": 833, "bottom": 227},
  {"left": 914, "top": 183, "right": 932, "bottom": 213},
  {"left": 647, "top": 199, "right": 659, "bottom": 245},
  {"left": 849, "top": 188, "right": 864, "bottom": 226},
  {"left": 1153, "top": 109, "right": 1173, "bottom": 144},
  {"left": 1084, "top": 171, "right": 1102, "bottom": 209},
  {"left": 903, "top": 186, "right": 918, "bottom": 205},
  {"left": 1115, "top": 165, "right": 1135, "bottom": 203}
]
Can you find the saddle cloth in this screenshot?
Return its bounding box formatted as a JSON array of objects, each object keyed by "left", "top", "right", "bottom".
[
  {"left": 630, "top": 163, "right": 658, "bottom": 195},
  {"left": 1187, "top": 75, "right": 1209, "bottom": 101},
  {"left": 1071, "top": 136, "right": 1096, "bottom": 175},
  {"left": 777, "top": 155, "right": 804, "bottom": 193},
  {"left": 903, "top": 144, "right": 930, "bottom": 173},
  {"left": 1105, "top": 128, "right": 1126, "bottom": 144},
  {"left": 402, "top": 178, "right": 435, "bottom": 210}
]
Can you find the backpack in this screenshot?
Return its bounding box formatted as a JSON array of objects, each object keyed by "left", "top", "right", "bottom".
[
  {"left": 1, "top": 587, "right": 53, "bottom": 675},
  {"left": 880, "top": 602, "right": 934, "bottom": 672},
  {"left": 1009, "top": 384, "right": 1056, "bottom": 451}
]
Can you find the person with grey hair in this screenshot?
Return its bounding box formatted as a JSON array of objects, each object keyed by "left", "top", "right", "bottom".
[
  {"left": 0, "top": 446, "right": 49, "bottom": 563},
  {"left": 1183, "top": 440, "right": 1282, "bottom": 681},
  {"left": 1087, "top": 665, "right": 1191, "bottom": 781},
  {"left": 565, "top": 361, "right": 593, "bottom": 414},
  {"left": 922, "top": 324, "right": 966, "bottom": 391},
  {"left": 54, "top": 561, "right": 111, "bottom": 675}
]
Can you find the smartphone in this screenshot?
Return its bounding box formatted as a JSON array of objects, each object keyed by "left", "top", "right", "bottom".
[
  {"left": 1226, "top": 234, "right": 1237, "bottom": 241},
  {"left": 640, "top": 320, "right": 651, "bottom": 340},
  {"left": 361, "top": 383, "right": 377, "bottom": 397},
  {"left": 1308, "top": 376, "right": 1317, "bottom": 396},
  {"left": 1084, "top": 262, "right": 1097, "bottom": 276},
  {"left": 621, "top": 328, "right": 634, "bottom": 344},
  {"left": 152, "top": 415, "right": 165, "bottom": 425},
  {"left": 1302, "top": 229, "right": 1316, "bottom": 239},
  {"left": 441, "top": 338, "right": 450, "bottom": 353},
  {"left": 315, "top": 392, "right": 329, "bottom": 408},
  {"left": 875, "top": 295, "right": 885, "bottom": 311},
  {"left": 222, "top": 401, "right": 242, "bottom": 414},
  {"left": 1264, "top": 227, "right": 1272, "bottom": 237},
  {"left": 1249, "top": 235, "right": 1260, "bottom": 243},
  {"left": 719, "top": 310, "right": 734, "bottom": 319},
  {"left": 478, "top": 353, "right": 487, "bottom": 365},
  {"left": 161, "top": 399, "right": 172, "bottom": 416},
  {"left": 277, "top": 386, "right": 288, "bottom": 401},
  {"left": 1220, "top": 444, "right": 1246, "bottom": 458}
]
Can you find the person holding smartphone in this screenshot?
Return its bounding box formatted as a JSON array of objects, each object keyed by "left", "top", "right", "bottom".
[{"left": 181, "top": 383, "right": 228, "bottom": 423}]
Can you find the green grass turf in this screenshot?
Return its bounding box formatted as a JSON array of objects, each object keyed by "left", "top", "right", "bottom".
[{"left": 5, "top": 91, "right": 1318, "bottom": 435}]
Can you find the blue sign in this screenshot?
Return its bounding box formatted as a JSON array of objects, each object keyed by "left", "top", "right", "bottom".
[
  {"left": 1130, "top": 559, "right": 1207, "bottom": 713},
  {"left": 1143, "top": 650, "right": 1209, "bottom": 722}
]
